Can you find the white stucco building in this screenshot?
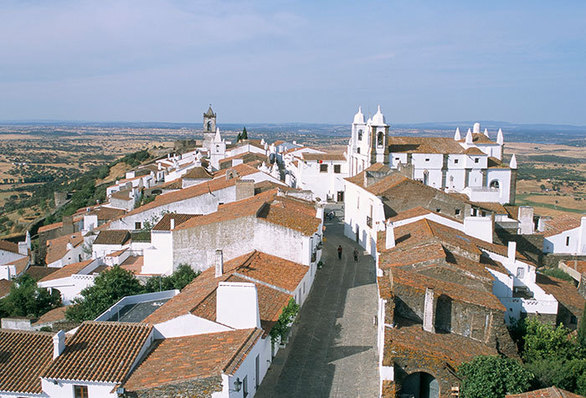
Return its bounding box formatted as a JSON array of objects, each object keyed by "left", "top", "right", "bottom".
[{"left": 347, "top": 106, "right": 517, "bottom": 204}]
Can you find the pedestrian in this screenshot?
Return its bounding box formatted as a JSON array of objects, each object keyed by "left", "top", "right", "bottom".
[
  {"left": 353, "top": 248, "right": 358, "bottom": 262},
  {"left": 337, "top": 245, "right": 343, "bottom": 260}
]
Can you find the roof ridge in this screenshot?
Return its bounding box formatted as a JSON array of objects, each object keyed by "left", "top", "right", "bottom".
[{"left": 223, "top": 328, "right": 262, "bottom": 375}]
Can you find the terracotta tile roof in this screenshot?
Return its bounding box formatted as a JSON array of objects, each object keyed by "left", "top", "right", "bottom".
[
  {"left": 182, "top": 166, "right": 213, "bottom": 180},
  {"left": 0, "top": 279, "right": 11, "bottom": 298},
  {"left": 542, "top": 215, "right": 583, "bottom": 237},
  {"left": 390, "top": 266, "right": 505, "bottom": 311},
  {"left": 345, "top": 169, "right": 406, "bottom": 195},
  {"left": 123, "top": 164, "right": 260, "bottom": 218},
  {"left": 388, "top": 137, "right": 465, "bottom": 154},
  {"left": 472, "top": 201, "right": 508, "bottom": 215},
  {"left": 39, "top": 260, "right": 93, "bottom": 282},
  {"left": 174, "top": 189, "right": 320, "bottom": 236},
  {"left": 152, "top": 213, "right": 200, "bottom": 231},
  {"left": 43, "top": 321, "right": 153, "bottom": 383},
  {"left": 123, "top": 329, "right": 263, "bottom": 392},
  {"left": 301, "top": 153, "right": 346, "bottom": 161},
  {"left": 283, "top": 146, "right": 311, "bottom": 155},
  {"left": 386, "top": 206, "right": 463, "bottom": 224},
  {"left": 219, "top": 152, "right": 268, "bottom": 167},
  {"left": 93, "top": 230, "right": 131, "bottom": 245},
  {"left": 0, "top": 239, "right": 19, "bottom": 254},
  {"left": 254, "top": 180, "right": 293, "bottom": 194},
  {"left": 45, "top": 233, "right": 84, "bottom": 265},
  {"left": 379, "top": 240, "right": 446, "bottom": 269},
  {"left": 6, "top": 255, "right": 30, "bottom": 275},
  {"left": 462, "top": 133, "right": 497, "bottom": 144},
  {"left": 85, "top": 206, "right": 126, "bottom": 221},
  {"left": 25, "top": 266, "right": 59, "bottom": 281},
  {"left": 536, "top": 273, "right": 585, "bottom": 318},
  {"left": 383, "top": 324, "right": 497, "bottom": 369},
  {"left": 120, "top": 256, "right": 144, "bottom": 275},
  {"left": 0, "top": 329, "right": 54, "bottom": 394},
  {"left": 507, "top": 387, "right": 585, "bottom": 398},
  {"left": 105, "top": 248, "right": 127, "bottom": 257},
  {"left": 464, "top": 147, "right": 486, "bottom": 155},
  {"left": 191, "top": 274, "right": 292, "bottom": 335},
  {"left": 38, "top": 221, "right": 63, "bottom": 233},
  {"left": 145, "top": 251, "right": 304, "bottom": 335},
  {"left": 158, "top": 177, "right": 182, "bottom": 190},
  {"left": 110, "top": 189, "right": 133, "bottom": 201},
  {"left": 488, "top": 156, "right": 509, "bottom": 169},
  {"left": 33, "top": 306, "right": 68, "bottom": 325},
  {"left": 227, "top": 251, "right": 308, "bottom": 292}
]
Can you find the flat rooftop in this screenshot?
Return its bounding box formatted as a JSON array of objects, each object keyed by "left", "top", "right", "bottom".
[{"left": 107, "top": 298, "right": 171, "bottom": 323}]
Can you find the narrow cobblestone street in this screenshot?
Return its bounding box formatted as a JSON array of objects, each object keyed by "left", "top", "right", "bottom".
[{"left": 256, "top": 210, "right": 379, "bottom": 397}]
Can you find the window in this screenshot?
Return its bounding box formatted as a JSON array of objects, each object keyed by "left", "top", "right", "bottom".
[
  {"left": 455, "top": 209, "right": 461, "bottom": 216},
  {"left": 357, "top": 147, "right": 360, "bottom": 154},
  {"left": 425, "top": 158, "right": 430, "bottom": 162},
  {"left": 436, "top": 208, "right": 441, "bottom": 213},
  {"left": 334, "top": 164, "right": 341, "bottom": 173},
  {"left": 255, "top": 355, "right": 260, "bottom": 388},
  {"left": 474, "top": 158, "right": 479, "bottom": 164},
  {"left": 516, "top": 267, "right": 525, "bottom": 279},
  {"left": 135, "top": 222, "right": 142, "bottom": 230},
  {"left": 358, "top": 130, "right": 363, "bottom": 140},
  {"left": 74, "top": 386, "right": 88, "bottom": 398},
  {"left": 566, "top": 236, "right": 571, "bottom": 246},
  {"left": 377, "top": 131, "right": 384, "bottom": 146},
  {"left": 454, "top": 159, "right": 459, "bottom": 164},
  {"left": 243, "top": 375, "right": 248, "bottom": 397},
  {"left": 320, "top": 164, "right": 328, "bottom": 173}
]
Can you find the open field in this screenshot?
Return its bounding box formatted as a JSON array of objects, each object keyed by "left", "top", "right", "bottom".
[{"left": 0, "top": 123, "right": 583, "bottom": 237}]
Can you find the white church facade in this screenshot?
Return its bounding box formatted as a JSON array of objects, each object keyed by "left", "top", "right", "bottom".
[{"left": 346, "top": 106, "right": 517, "bottom": 205}]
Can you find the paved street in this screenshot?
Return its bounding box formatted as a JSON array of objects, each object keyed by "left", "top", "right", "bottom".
[{"left": 256, "top": 210, "right": 379, "bottom": 397}]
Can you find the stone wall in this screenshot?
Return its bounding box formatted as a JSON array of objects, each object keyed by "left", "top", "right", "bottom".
[{"left": 125, "top": 376, "right": 222, "bottom": 398}]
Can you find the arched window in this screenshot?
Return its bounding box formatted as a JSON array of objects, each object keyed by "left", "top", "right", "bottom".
[
  {"left": 423, "top": 170, "right": 429, "bottom": 186},
  {"left": 377, "top": 131, "right": 384, "bottom": 146},
  {"left": 490, "top": 180, "right": 500, "bottom": 190},
  {"left": 207, "top": 121, "right": 212, "bottom": 131},
  {"left": 357, "top": 130, "right": 363, "bottom": 141}
]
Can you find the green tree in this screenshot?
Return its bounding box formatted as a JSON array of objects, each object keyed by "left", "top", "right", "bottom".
[
  {"left": 522, "top": 318, "right": 577, "bottom": 363},
  {"left": 1, "top": 274, "right": 61, "bottom": 317},
  {"left": 66, "top": 266, "right": 143, "bottom": 322},
  {"left": 578, "top": 302, "right": 586, "bottom": 348},
  {"left": 241, "top": 126, "right": 248, "bottom": 140},
  {"left": 526, "top": 358, "right": 586, "bottom": 392},
  {"left": 144, "top": 264, "right": 200, "bottom": 292},
  {"left": 269, "top": 298, "right": 299, "bottom": 344},
  {"left": 236, "top": 132, "right": 242, "bottom": 142},
  {"left": 458, "top": 356, "right": 533, "bottom": 398}
]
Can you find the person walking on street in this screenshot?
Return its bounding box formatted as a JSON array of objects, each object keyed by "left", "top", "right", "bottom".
[
  {"left": 353, "top": 248, "right": 358, "bottom": 262},
  {"left": 337, "top": 245, "right": 343, "bottom": 260}
]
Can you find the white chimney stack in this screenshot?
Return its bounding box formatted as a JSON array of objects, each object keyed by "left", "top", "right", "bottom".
[
  {"left": 53, "top": 330, "right": 65, "bottom": 359},
  {"left": 385, "top": 220, "right": 396, "bottom": 250},
  {"left": 215, "top": 249, "right": 223, "bottom": 277},
  {"left": 454, "top": 127, "right": 461, "bottom": 141},
  {"left": 508, "top": 241, "right": 517, "bottom": 262},
  {"left": 423, "top": 288, "right": 435, "bottom": 333},
  {"left": 216, "top": 282, "right": 261, "bottom": 329},
  {"left": 170, "top": 218, "right": 175, "bottom": 230}
]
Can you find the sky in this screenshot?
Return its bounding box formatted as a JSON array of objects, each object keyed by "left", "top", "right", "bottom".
[{"left": 0, "top": 0, "right": 585, "bottom": 125}]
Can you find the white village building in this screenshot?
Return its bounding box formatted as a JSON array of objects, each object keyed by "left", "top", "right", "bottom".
[{"left": 347, "top": 106, "right": 517, "bottom": 204}]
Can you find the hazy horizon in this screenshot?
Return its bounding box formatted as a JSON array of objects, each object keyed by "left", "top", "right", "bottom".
[{"left": 1, "top": 1, "right": 585, "bottom": 125}]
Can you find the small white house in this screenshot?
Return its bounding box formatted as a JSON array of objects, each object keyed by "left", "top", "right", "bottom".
[{"left": 542, "top": 216, "right": 586, "bottom": 255}]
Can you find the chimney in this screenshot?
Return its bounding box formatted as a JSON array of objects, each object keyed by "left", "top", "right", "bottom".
[
  {"left": 385, "top": 220, "right": 395, "bottom": 250},
  {"left": 215, "top": 249, "right": 223, "bottom": 277},
  {"left": 508, "top": 241, "right": 517, "bottom": 262},
  {"left": 216, "top": 282, "right": 261, "bottom": 329},
  {"left": 170, "top": 218, "right": 175, "bottom": 230},
  {"left": 423, "top": 288, "right": 435, "bottom": 333},
  {"left": 235, "top": 179, "right": 255, "bottom": 200},
  {"left": 53, "top": 330, "right": 65, "bottom": 359}
]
